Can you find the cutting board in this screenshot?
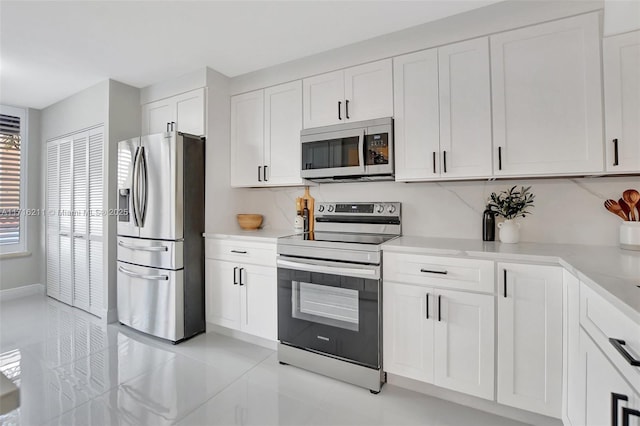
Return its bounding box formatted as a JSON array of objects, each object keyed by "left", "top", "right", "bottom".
[{"left": 301, "top": 186, "right": 315, "bottom": 232}]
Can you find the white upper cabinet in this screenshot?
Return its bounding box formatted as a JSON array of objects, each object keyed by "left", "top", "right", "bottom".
[
  {"left": 497, "top": 263, "right": 563, "bottom": 418},
  {"left": 393, "top": 38, "right": 491, "bottom": 181},
  {"left": 303, "top": 59, "right": 393, "bottom": 129},
  {"left": 264, "top": 80, "right": 303, "bottom": 186},
  {"left": 343, "top": 60, "right": 393, "bottom": 123},
  {"left": 490, "top": 13, "right": 603, "bottom": 176},
  {"left": 142, "top": 88, "right": 205, "bottom": 136},
  {"left": 393, "top": 48, "right": 440, "bottom": 181},
  {"left": 604, "top": 31, "right": 640, "bottom": 173},
  {"left": 604, "top": 0, "right": 640, "bottom": 36},
  {"left": 230, "top": 90, "right": 264, "bottom": 187},
  {"left": 231, "top": 81, "right": 304, "bottom": 187},
  {"left": 438, "top": 37, "right": 492, "bottom": 178}
]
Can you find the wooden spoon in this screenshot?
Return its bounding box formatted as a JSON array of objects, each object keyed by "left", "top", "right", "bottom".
[
  {"left": 622, "top": 189, "right": 640, "bottom": 221},
  {"left": 619, "top": 198, "right": 632, "bottom": 220},
  {"left": 604, "top": 199, "right": 628, "bottom": 221}
]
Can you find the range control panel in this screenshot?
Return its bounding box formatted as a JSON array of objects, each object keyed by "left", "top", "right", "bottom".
[{"left": 316, "top": 202, "right": 400, "bottom": 216}]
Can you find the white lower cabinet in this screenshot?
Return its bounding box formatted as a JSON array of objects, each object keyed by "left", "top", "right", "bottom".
[
  {"left": 204, "top": 238, "right": 277, "bottom": 341},
  {"left": 581, "top": 328, "right": 640, "bottom": 426},
  {"left": 383, "top": 280, "right": 495, "bottom": 400},
  {"left": 497, "top": 262, "right": 563, "bottom": 418}
]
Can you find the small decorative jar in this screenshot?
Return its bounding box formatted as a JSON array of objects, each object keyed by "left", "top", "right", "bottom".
[
  {"left": 497, "top": 219, "right": 521, "bottom": 244},
  {"left": 620, "top": 222, "right": 640, "bottom": 251}
]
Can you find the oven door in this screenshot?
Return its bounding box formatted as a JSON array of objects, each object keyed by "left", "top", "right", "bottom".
[
  {"left": 277, "top": 257, "right": 380, "bottom": 369},
  {"left": 300, "top": 128, "right": 365, "bottom": 178}
]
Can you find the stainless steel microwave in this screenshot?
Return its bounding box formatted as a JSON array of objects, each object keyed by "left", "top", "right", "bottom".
[{"left": 300, "top": 117, "right": 394, "bottom": 182}]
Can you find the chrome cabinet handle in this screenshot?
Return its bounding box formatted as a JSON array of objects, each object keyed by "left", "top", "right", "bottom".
[
  {"left": 118, "top": 266, "right": 168, "bottom": 281},
  {"left": 420, "top": 268, "right": 448, "bottom": 275},
  {"left": 609, "top": 338, "right": 640, "bottom": 367},
  {"left": 118, "top": 241, "right": 168, "bottom": 252}
]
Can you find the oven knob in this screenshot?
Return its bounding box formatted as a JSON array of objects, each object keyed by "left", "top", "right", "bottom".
[
  {"left": 318, "top": 205, "right": 325, "bottom": 212},
  {"left": 376, "top": 204, "right": 385, "bottom": 213},
  {"left": 328, "top": 205, "right": 334, "bottom": 212},
  {"left": 387, "top": 205, "right": 396, "bottom": 214}
]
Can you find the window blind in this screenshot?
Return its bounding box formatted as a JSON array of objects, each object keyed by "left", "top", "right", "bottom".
[{"left": 0, "top": 113, "right": 22, "bottom": 245}]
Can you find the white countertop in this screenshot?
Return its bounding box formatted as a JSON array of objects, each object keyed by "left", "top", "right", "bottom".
[
  {"left": 383, "top": 237, "right": 640, "bottom": 324},
  {"left": 203, "top": 228, "right": 298, "bottom": 242},
  {"left": 0, "top": 372, "right": 18, "bottom": 415}
]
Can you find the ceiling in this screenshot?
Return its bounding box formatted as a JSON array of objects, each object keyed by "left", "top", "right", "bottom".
[{"left": 0, "top": 0, "right": 501, "bottom": 110}]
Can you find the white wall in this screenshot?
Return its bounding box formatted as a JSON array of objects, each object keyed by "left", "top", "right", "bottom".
[
  {"left": 231, "top": 177, "right": 637, "bottom": 246},
  {"left": 0, "top": 108, "right": 43, "bottom": 291}
]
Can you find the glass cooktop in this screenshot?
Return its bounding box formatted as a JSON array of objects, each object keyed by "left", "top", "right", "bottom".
[{"left": 279, "top": 232, "right": 398, "bottom": 246}]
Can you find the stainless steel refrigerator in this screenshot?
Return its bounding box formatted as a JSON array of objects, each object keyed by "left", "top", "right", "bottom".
[{"left": 116, "top": 132, "right": 205, "bottom": 343}]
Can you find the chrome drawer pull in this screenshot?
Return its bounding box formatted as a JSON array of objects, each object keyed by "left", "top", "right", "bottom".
[
  {"left": 118, "top": 266, "right": 169, "bottom": 281},
  {"left": 118, "top": 241, "right": 168, "bottom": 252},
  {"left": 609, "top": 338, "right": 640, "bottom": 367},
  {"left": 420, "top": 268, "right": 448, "bottom": 275}
]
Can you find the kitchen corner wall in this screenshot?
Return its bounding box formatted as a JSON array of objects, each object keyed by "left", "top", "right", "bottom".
[{"left": 233, "top": 177, "right": 637, "bottom": 246}]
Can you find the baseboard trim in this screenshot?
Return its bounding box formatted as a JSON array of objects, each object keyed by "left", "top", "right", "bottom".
[
  {"left": 206, "top": 322, "right": 277, "bottom": 350},
  {"left": 387, "top": 373, "right": 562, "bottom": 426},
  {"left": 0, "top": 283, "right": 45, "bottom": 301}
]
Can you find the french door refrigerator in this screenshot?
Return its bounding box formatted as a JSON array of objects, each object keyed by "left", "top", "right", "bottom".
[{"left": 116, "top": 132, "right": 205, "bottom": 343}]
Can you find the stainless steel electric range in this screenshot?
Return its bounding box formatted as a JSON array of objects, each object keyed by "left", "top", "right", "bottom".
[{"left": 276, "top": 202, "right": 401, "bottom": 393}]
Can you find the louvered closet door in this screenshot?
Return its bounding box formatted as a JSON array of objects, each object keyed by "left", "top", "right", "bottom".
[
  {"left": 88, "top": 127, "right": 104, "bottom": 316},
  {"left": 58, "top": 139, "right": 73, "bottom": 305},
  {"left": 46, "top": 142, "right": 60, "bottom": 299},
  {"left": 72, "top": 132, "right": 90, "bottom": 312}
]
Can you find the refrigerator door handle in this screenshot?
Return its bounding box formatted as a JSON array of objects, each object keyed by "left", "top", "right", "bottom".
[
  {"left": 118, "top": 266, "right": 169, "bottom": 281},
  {"left": 139, "top": 146, "right": 149, "bottom": 226},
  {"left": 118, "top": 241, "right": 169, "bottom": 252},
  {"left": 131, "top": 147, "right": 141, "bottom": 227}
]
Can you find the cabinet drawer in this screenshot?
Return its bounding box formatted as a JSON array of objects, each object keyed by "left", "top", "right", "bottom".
[
  {"left": 205, "top": 238, "right": 276, "bottom": 266},
  {"left": 383, "top": 253, "right": 494, "bottom": 293},
  {"left": 580, "top": 282, "right": 640, "bottom": 394}
]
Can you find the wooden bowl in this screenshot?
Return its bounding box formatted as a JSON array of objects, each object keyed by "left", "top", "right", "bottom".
[{"left": 237, "top": 214, "right": 263, "bottom": 230}]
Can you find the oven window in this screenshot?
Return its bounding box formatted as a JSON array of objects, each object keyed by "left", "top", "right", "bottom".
[
  {"left": 292, "top": 281, "right": 359, "bottom": 332},
  {"left": 302, "top": 136, "right": 360, "bottom": 170}
]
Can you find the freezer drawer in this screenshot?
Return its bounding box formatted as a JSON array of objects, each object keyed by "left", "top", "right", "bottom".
[
  {"left": 117, "top": 262, "right": 184, "bottom": 342},
  {"left": 117, "top": 236, "right": 183, "bottom": 269}
]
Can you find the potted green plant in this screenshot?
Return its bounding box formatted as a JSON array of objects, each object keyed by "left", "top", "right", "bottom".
[{"left": 487, "top": 186, "right": 535, "bottom": 243}]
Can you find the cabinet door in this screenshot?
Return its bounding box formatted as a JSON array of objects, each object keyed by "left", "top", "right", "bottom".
[
  {"left": 491, "top": 13, "right": 603, "bottom": 176},
  {"left": 604, "top": 31, "right": 640, "bottom": 172},
  {"left": 239, "top": 264, "right": 277, "bottom": 341},
  {"left": 438, "top": 37, "right": 492, "bottom": 179},
  {"left": 87, "top": 128, "right": 104, "bottom": 316},
  {"left": 564, "top": 270, "right": 585, "bottom": 426},
  {"left": 46, "top": 142, "right": 60, "bottom": 300},
  {"left": 230, "top": 90, "right": 265, "bottom": 187},
  {"left": 302, "top": 70, "right": 344, "bottom": 129},
  {"left": 58, "top": 139, "right": 73, "bottom": 305},
  {"left": 142, "top": 100, "right": 172, "bottom": 135},
  {"left": 174, "top": 88, "right": 205, "bottom": 136},
  {"left": 497, "top": 263, "right": 563, "bottom": 417},
  {"left": 72, "top": 132, "right": 90, "bottom": 312},
  {"left": 582, "top": 328, "right": 640, "bottom": 426},
  {"left": 383, "top": 282, "right": 434, "bottom": 383},
  {"left": 393, "top": 49, "right": 440, "bottom": 181},
  {"left": 344, "top": 59, "right": 393, "bottom": 122},
  {"left": 264, "top": 81, "right": 304, "bottom": 186},
  {"left": 205, "top": 259, "right": 240, "bottom": 329},
  {"left": 434, "top": 289, "right": 494, "bottom": 400}
]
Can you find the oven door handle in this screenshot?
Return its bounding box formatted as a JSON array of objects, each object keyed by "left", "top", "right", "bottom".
[{"left": 277, "top": 258, "right": 379, "bottom": 280}]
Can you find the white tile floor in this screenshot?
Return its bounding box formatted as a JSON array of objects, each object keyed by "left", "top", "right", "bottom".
[{"left": 0, "top": 293, "right": 528, "bottom": 426}]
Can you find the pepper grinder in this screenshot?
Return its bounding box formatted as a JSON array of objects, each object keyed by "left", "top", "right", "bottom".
[{"left": 482, "top": 206, "right": 495, "bottom": 242}]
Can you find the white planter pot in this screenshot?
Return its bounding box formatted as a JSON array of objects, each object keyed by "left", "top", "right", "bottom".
[
  {"left": 498, "top": 219, "right": 521, "bottom": 244},
  {"left": 620, "top": 222, "right": 640, "bottom": 251}
]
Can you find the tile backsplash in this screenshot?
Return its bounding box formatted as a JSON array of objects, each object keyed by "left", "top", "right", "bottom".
[{"left": 231, "top": 176, "right": 639, "bottom": 246}]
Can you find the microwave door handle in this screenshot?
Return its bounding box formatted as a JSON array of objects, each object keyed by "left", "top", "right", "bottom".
[{"left": 359, "top": 130, "right": 366, "bottom": 172}]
